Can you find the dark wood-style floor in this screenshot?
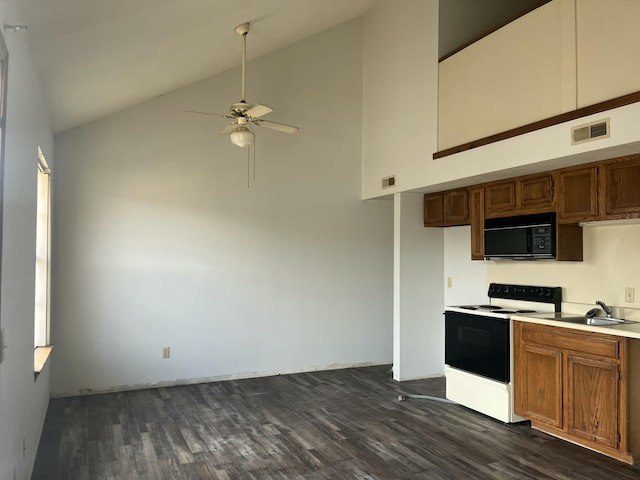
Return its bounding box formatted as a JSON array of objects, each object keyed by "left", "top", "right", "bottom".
[{"left": 32, "top": 365, "right": 640, "bottom": 479}]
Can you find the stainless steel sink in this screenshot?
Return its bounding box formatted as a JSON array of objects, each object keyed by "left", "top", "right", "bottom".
[{"left": 547, "top": 316, "right": 635, "bottom": 326}]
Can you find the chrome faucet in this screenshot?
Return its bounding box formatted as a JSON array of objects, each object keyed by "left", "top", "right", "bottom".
[{"left": 596, "top": 300, "right": 613, "bottom": 318}]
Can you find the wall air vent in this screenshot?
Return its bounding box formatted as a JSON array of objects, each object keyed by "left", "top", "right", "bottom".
[
  {"left": 382, "top": 175, "right": 396, "bottom": 189},
  {"left": 571, "top": 118, "right": 610, "bottom": 145}
]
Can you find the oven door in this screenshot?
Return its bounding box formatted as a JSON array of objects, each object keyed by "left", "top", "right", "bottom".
[{"left": 445, "top": 311, "right": 509, "bottom": 383}]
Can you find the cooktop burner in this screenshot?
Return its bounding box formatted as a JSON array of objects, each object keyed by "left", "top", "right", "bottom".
[
  {"left": 460, "top": 305, "right": 496, "bottom": 310},
  {"left": 451, "top": 306, "right": 539, "bottom": 315}
]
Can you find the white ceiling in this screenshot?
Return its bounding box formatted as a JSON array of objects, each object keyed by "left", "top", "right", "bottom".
[
  {"left": 17, "top": 0, "right": 377, "bottom": 134},
  {"left": 16, "top": 0, "right": 542, "bottom": 135}
]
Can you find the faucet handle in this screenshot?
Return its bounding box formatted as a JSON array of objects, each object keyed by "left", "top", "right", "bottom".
[{"left": 595, "top": 300, "right": 613, "bottom": 317}]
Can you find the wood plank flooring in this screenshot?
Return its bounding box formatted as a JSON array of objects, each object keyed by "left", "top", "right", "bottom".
[{"left": 32, "top": 365, "right": 640, "bottom": 479}]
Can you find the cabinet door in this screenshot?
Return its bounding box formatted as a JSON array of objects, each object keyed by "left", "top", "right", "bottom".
[
  {"left": 516, "top": 343, "right": 563, "bottom": 428},
  {"left": 566, "top": 355, "right": 619, "bottom": 449},
  {"left": 424, "top": 193, "right": 444, "bottom": 226},
  {"left": 469, "top": 187, "right": 485, "bottom": 260},
  {"left": 600, "top": 156, "right": 640, "bottom": 219},
  {"left": 557, "top": 166, "right": 598, "bottom": 223},
  {"left": 485, "top": 181, "right": 516, "bottom": 217},
  {"left": 443, "top": 190, "right": 469, "bottom": 225},
  {"left": 519, "top": 174, "right": 555, "bottom": 212}
]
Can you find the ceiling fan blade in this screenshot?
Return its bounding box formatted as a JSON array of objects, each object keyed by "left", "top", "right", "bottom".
[
  {"left": 186, "top": 110, "right": 233, "bottom": 119},
  {"left": 219, "top": 123, "right": 239, "bottom": 135},
  {"left": 245, "top": 104, "right": 273, "bottom": 119},
  {"left": 253, "top": 119, "right": 300, "bottom": 134}
]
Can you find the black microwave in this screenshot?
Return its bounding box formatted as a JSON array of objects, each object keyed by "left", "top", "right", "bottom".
[{"left": 484, "top": 212, "right": 556, "bottom": 260}]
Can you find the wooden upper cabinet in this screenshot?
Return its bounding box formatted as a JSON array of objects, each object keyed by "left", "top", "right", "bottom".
[
  {"left": 557, "top": 154, "right": 640, "bottom": 223},
  {"left": 557, "top": 166, "right": 599, "bottom": 223},
  {"left": 519, "top": 174, "right": 554, "bottom": 210},
  {"left": 600, "top": 155, "right": 640, "bottom": 219},
  {"left": 424, "top": 193, "right": 445, "bottom": 226},
  {"left": 424, "top": 189, "right": 469, "bottom": 227},
  {"left": 486, "top": 173, "right": 555, "bottom": 218},
  {"left": 444, "top": 189, "right": 469, "bottom": 225},
  {"left": 469, "top": 187, "right": 485, "bottom": 260},
  {"left": 485, "top": 181, "right": 516, "bottom": 217}
]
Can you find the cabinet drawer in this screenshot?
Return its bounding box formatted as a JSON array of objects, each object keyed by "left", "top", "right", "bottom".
[{"left": 521, "top": 324, "right": 619, "bottom": 360}]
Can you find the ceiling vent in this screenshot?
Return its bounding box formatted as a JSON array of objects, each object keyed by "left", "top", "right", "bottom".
[
  {"left": 382, "top": 175, "right": 396, "bottom": 189},
  {"left": 571, "top": 118, "right": 609, "bottom": 145}
]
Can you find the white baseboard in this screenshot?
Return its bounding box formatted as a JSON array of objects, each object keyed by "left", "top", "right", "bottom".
[{"left": 50, "top": 360, "right": 391, "bottom": 398}]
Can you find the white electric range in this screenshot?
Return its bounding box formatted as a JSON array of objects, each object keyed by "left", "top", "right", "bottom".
[{"left": 444, "top": 283, "right": 562, "bottom": 423}]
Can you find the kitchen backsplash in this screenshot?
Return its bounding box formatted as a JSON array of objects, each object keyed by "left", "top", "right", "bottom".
[{"left": 487, "top": 222, "right": 640, "bottom": 320}]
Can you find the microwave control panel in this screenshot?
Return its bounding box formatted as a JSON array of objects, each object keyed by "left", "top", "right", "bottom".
[{"left": 532, "top": 226, "right": 552, "bottom": 253}]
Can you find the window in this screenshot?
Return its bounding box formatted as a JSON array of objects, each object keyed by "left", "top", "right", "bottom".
[{"left": 34, "top": 148, "right": 52, "bottom": 373}]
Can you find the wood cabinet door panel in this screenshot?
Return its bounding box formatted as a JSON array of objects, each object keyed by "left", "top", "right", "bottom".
[
  {"left": 566, "top": 355, "right": 619, "bottom": 449},
  {"left": 485, "top": 181, "right": 516, "bottom": 217},
  {"left": 424, "top": 193, "right": 444, "bottom": 226},
  {"left": 520, "top": 174, "right": 554, "bottom": 210},
  {"left": 602, "top": 157, "right": 640, "bottom": 218},
  {"left": 443, "top": 190, "right": 469, "bottom": 225},
  {"left": 557, "top": 166, "right": 598, "bottom": 223},
  {"left": 518, "top": 344, "right": 563, "bottom": 428}
]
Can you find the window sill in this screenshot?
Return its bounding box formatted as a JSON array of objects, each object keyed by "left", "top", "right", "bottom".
[{"left": 34, "top": 345, "right": 53, "bottom": 380}]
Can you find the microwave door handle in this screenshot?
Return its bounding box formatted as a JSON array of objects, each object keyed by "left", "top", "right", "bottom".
[{"left": 526, "top": 229, "right": 533, "bottom": 254}]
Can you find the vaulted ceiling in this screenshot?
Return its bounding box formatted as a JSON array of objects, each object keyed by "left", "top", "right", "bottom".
[
  {"left": 17, "top": 0, "right": 377, "bottom": 134},
  {"left": 16, "top": 0, "right": 541, "bottom": 135}
]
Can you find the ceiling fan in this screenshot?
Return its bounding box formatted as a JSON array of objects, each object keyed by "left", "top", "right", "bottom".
[{"left": 188, "top": 22, "right": 299, "bottom": 148}]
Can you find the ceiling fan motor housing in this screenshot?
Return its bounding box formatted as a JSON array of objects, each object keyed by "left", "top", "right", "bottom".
[{"left": 234, "top": 23, "right": 250, "bottom": 36}]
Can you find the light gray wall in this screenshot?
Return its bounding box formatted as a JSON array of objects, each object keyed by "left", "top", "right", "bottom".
[
  {"left": 51, "top": 19, "right": 394, "bottom": 396},
  {"left": 393, "top": 192, "right": 444, "bottom": 380},
  {"left": 0, "top": 1, "right": 55, "bottom": 478}
]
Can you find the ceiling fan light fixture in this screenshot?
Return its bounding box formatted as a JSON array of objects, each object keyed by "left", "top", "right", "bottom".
[{"left": 230, "top": 126, "right": 254, "bottom": 147}]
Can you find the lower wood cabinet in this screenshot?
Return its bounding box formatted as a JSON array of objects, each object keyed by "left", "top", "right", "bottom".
[
  {"left": 518, "top": 343, "right": 563, "bottom": 428},
  {"left": 566, "top": 354, "right": 620, "bottom": 449},
  {"left": 514, "top": 321, "right": 639, "bottom": 464}
]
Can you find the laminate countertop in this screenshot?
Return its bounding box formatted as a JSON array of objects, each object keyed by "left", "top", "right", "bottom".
[{"left": 511, "top": 312, "right": 640, "bottom": 340}]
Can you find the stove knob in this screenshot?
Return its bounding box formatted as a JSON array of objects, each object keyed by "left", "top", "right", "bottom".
[
  {"left": 496, "top": 286, "right": 502, "bottom": 293},
  {"left": 545, "top": 288, "right": 552, "bottom": 297},
  {"left": 536, "top": 288, "right": 544, "bottom": 296},
  {"left": 488, "top": 284, "right": 496, "bottom": 295},
  {"left": 503, "top": 286, "right": 510, "bottom": 294}
]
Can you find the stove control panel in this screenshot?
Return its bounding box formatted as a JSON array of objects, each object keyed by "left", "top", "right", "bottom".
[{"left": 488, "top": 283, "right": 562, "bottom": 311}]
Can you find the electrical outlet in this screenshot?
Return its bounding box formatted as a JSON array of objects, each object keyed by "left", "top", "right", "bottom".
[
  {"left": 162, "top": 346, "right": 170, "bottom": 359},
  {"left": 447, "top": 277, "right": 453, "bottom": 288},
  {"left": 625, "top": 287, "right": 635, "bottom": 303}
]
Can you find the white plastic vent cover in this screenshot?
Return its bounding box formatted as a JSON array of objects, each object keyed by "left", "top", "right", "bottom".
[{"left": 571, "top": 118, "right": 610, "bottom": 145}]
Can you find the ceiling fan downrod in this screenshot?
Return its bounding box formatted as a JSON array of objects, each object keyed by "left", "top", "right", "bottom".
[{"left": 234, "top": 23, "right": 250, "bottom": 103}]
